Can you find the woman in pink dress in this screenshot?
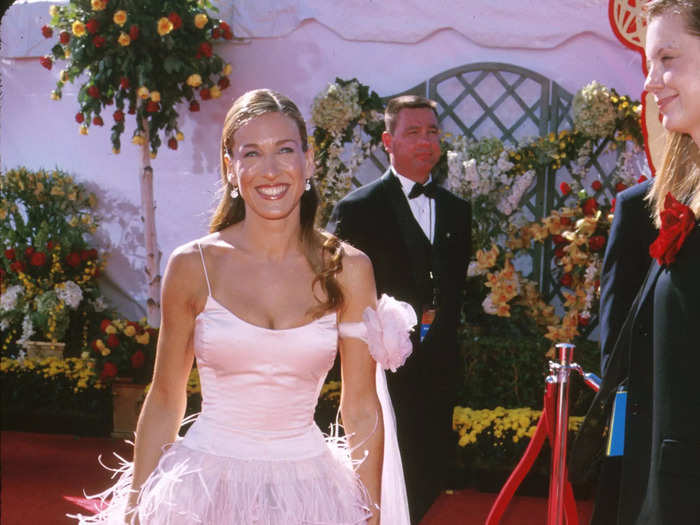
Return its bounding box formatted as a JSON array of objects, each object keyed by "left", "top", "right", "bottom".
[{"left": 74, "top": 89, "right": 413, "bottom": 524}]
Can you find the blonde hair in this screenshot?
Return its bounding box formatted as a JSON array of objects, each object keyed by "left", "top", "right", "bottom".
[
  {"left": 645, "top": 0, "right": 700, "bottom": 226},
  {"left": 209, "top": 89, "right": 345, "bottom": 316}
]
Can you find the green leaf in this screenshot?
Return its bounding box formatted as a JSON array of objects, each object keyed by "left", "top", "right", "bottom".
[{"left": 163, "top": 56, "right": 184, "bottom": 74}]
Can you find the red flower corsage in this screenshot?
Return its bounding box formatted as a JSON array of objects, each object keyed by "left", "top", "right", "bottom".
[{"left": 649, "top": 192, "right": 696, "bottom": 266}]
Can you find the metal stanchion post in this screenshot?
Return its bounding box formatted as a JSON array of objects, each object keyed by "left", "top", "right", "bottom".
[{"left": 546, "top": 343, "right": 575, "bottom": 525}]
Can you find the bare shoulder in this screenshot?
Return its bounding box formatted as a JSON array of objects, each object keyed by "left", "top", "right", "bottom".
[
  {"left": 162, "top": 238, "right": 211, "bottom": 303},
  {"left": 337, "top": 242, "right": 375, "bottom": 297}
]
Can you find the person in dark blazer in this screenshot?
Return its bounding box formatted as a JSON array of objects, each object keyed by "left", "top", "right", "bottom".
[
  {"left": 590, "top": 180, "right": 656, "bottom": 525},
  {"left": 574, "top": 2, "right": 700, "bottom": 523},
  {"left": 331, "top": 95, "right": 472, "bottom": 523}
]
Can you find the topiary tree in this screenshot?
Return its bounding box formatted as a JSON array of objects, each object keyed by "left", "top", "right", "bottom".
[{"left": 40, "top": 0, "right": 234, "bottom": 324}]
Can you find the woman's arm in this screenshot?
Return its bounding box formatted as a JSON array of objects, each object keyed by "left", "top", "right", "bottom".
[
  {"left": 337, "top": 246, "right": 383, "bottom": 524},
  {"left": 126, "top": 245, "right": 201, "bottom": 512}
]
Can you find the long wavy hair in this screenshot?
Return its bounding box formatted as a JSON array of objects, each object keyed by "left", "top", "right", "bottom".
[
  {"left": 209, "top": 89, "right": 344, "bottom": 316},
  {"left": 645, "top": 0, "right": 700, "bottom": 226}
]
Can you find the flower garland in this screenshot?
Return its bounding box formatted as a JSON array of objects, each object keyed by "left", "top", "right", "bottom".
[{"left": 40, "top": 0, "right": 233, "bottom": 155}]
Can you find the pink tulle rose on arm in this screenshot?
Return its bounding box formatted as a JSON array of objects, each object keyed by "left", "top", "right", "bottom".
[{"left": 362, "top": 294, "right": 417, "bottom": 372}]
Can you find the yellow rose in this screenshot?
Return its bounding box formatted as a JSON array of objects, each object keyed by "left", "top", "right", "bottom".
[
  {"left": 64, "top": 48, "right": 71, "bottom": 58},
  {"left": 49, "top": 5, "right": 58, "bottom": 17},
  {"left": 124, "top": 325, "right": 136, "bottom": 337},
  {"left": 50, "top": 91, "right": 60, "bottom": 101},
  {"left": 60, "top": 70, "right": 69, "bottom": 82},
  {"left": 210, "top": 85, "right": 222, "bottom": 99},
  {"left": 100, "top": 348, "right": 111, "bottom": 357},
  {"left": 223, "top": 63, "right": 232, "bottom": 75},
  {"left": 186, "top": 73, "right": 202, "bottom": 87},
  {"left": 96, "top": 339, "right": 106, "bottom": 351},
  {"left": 157, "top": 17, "right": 173, "bottom": 36},
  {"left": 194, "top": 13, "right": 208, "bottom": 29},
  {"left": 137, "top": 86, "right": 150, "bottom": 99},
  {"left": 131, "top": 134, "right": 145, "bottom": 146},
  {"left": 135, "top": 332, "right": 150, "bottom": 345},
  {"left": 79, "top": 125, "right": 88, "bottom": 135},
  {"left": 117, "top": 33, "right": 131, "bottom": 47},
  {"left": 91, "top": 0, "right": 107, "bottom": 11},
  {"left": 105, "top": 324, "right": 117, "bottom": 335},
  {"left": 72, "top": 21, "right": 86, "bottom": 37},
  {"left": 176, "top": 131, "right": 184, "bottom": 141},
  {"left": 150, "top": 91, "right": 161, "bottom": 102},
  {"left": 113, "top": 10, "right": 127, "bottom": 26}
]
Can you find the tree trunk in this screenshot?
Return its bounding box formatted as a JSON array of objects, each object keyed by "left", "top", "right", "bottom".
[{"left": 139, "top": 119, "right": 162, "bottom": 326}]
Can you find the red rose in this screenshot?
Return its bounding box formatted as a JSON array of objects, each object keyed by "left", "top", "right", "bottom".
[
  {"left": 93, "top": 115, "right": 104, "bottom": 126},
  {"left": 168, "top": 12, "right": 183, "bottom": 30},
  {"left": 39, "top": 56, "right": 53, "bottom": 70},
  {"left": 4, "top": 248, "right": 15, "bottom": 260},
  {"left": 46, "top": 241, "right": 55, "bottom": 252},
  {"left": 10, "top": 261, "right": 25, "bottom": 273},
  {"left": 75, "top": 112, "right": 85, "bottom": 123},
  {"left": 637, "top": 175, "right": 648, "bottom": 184},
  {"left": 130, "top": 350, "right": 145, "bottom": 369},
  {"left": 560, "top": 273, "right": 573, "bottom": 287},
  {"left": 92, "top": 35, "right": 106, "bottom": 48},
  {"left": 129, "top": 25, "right": 140, "bottom": 40},
  {"left": 107, "top": 334, "right": 120, "bottom": 349},
  {"left": 560, "top": 217, "right": 572, "bottom": 226},
  {"left": 198, "top": 42, "right": 213, "bottom": 58},
  {"left": 552, "top": 234, "right": 566, "bottom": 245},
  {"left": 100, "top": 361, "right": 118, "bottom": 380},
  {"left": 29, "top": 251, "right": 47, "bottom": 267},
  {"left": 59, "top": 31, "right": 70, "bottom": 45},
  {"left": 212, "top": 27, "right": 221, "bottom": 39},
  {"left": 167, "top": 138, "right": 178, "bottom": 150},
  {"left": 41, "top": 25, "right": 53, "bottom": 38},
  {"left": 200, "top": 88, "right": 211, "bottom": 100},
  {"left": 554, "top": 246, "right": 566, "bottom": 259},
  {"left": 218, "top": 77, "right": 230, "bottom": 90},
  {"left": 220, "top": 21, "right": 233, "bottom": 39},
  {"left": 591, "top": 180, "right": 602, "bottom": 192},
  {"left": 87, "top": 85, "right": 100, "bottom": 98},
  {"left": 559, "top": 182, "right": 571, "bottom": 196},
  {"left": 189, "top": 100, "right": 200, "bottom": 112},
  {"left": 582, "top": 197, "right": 598, "bottom": 216},
  {"left": 120, "top": 77, "right": 130, "bottom": 90},
  {"left": 66, "top": 252, "right": 82, "bottom": 267},
  {"left": 146, "top": 101, "right": 159, "bottom": 113},
  {"left": 113, "top": 110, "right": 124, "bottom": 122},
  {"left": 589, "top": 235, "right": 606, "bottom": 252},
  {"left": 86, "top": 19, "right": 99, "bottom": 34},
  {"left": 615, "top": 182, "right": 628, "bottom": 193},
  {"left": 649, "top": 192, "right": 696, "bottom": 266},
  {"left": 25, "top": 246, "right": 35, "bottom": 257},
  {"left": 100, "top": 319, "right": 112, "bottom": 333}
]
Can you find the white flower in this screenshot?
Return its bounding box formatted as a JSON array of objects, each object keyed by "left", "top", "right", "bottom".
[
  {"left": 0, "top": 285, "right": 23, "bottom": 311},
  {"left": 55, "top": 281, "right": 83, "bottom": 309},
  {"left": 467, "top": 261, "right": 485, "bottom": 277},
  {"left": 91, "top": 296, "right": 107, "bottom": 312},
  {"left": 362, "top": 294, "right": 417, "bottom": 372},
  {"left": 18, "top": 315, "right": 34, "bottom": 344},
  {"left": 482, "top": 294, "right": 498, "bottom": 315}
]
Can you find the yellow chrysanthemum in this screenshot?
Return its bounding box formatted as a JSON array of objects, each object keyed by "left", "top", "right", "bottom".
[
  {"left": 194, "top": 13, "right": 208, "bottom": 29},
  {"left": 72, "top": 21, "right": 86, "bottom": 37},
  {"left": 157, "top": 17, "right": 173, "bottom": 36},
  {"left": 113, "top": 10, "right": 127, "bottom": 26},
  {"left": 186, "top": 74, "right": 202, "bottom": 88}
]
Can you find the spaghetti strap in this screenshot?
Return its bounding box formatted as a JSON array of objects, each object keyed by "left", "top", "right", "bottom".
[{"left": 197, "top": 242, "right": 213, "bottom": 296}]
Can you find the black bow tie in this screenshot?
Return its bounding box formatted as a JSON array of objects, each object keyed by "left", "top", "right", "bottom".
[{"left": 408, "top": 181, "right": 437, "bottom": 199}]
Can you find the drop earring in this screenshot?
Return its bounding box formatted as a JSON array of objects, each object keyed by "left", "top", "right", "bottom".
[
  {"left": 305, "top": 179, "right": 311, "bottom": 191},
  {"left": 230, "top": 186, "right": 239, "bottom": 199}
]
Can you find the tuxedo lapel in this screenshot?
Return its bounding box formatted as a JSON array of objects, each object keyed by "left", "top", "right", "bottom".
[{"left": 379, "top": 171, "right": 430, "bottom": 290}]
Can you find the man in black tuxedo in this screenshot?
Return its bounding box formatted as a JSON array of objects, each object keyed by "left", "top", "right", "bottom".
[
  {"left": 589, "top": 180, "right": 657, "bottom": 525},
  {"left": 331, "top": 95, "right": 471, "bottom": 523}
]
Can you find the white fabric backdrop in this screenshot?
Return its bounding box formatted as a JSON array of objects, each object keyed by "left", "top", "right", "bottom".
[{"left": 0, "top": 0, "right": 642, "bottom": 320}]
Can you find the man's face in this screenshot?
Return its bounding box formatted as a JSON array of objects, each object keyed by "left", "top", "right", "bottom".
[{"left": 382, "top": 107, "right": 441, "bottom": 183}]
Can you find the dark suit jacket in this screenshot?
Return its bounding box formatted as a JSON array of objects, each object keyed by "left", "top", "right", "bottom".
[
  {"left": 331, "top": 170, "right": 471, "bottom": 522},
  {"left": 635, "top": 221, "right": 700, "bottom": 524},
  {"left": 592, "top": 181, "right": 656, "bottom": 525}
]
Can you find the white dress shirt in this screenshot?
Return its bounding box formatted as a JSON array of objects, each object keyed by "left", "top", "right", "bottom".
[{"left": 393, "top": 168, "right": 436, "bottom": 244}]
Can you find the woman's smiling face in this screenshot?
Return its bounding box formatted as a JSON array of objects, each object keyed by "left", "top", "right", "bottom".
[
  {"left": 644, "top": 11, "right": 700, "bottom": 144},
  {"left": 228, "top": 112, "right": 312, "bottom": 221}
]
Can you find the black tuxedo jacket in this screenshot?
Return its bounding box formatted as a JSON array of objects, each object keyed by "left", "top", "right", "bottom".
[{"left": 331, "top": 170, "right": 471, "bottom": 521}]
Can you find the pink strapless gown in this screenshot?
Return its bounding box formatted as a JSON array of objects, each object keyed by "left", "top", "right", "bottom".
[{"left": 75, "top": 296, "right": 373, "bottom": 524}]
